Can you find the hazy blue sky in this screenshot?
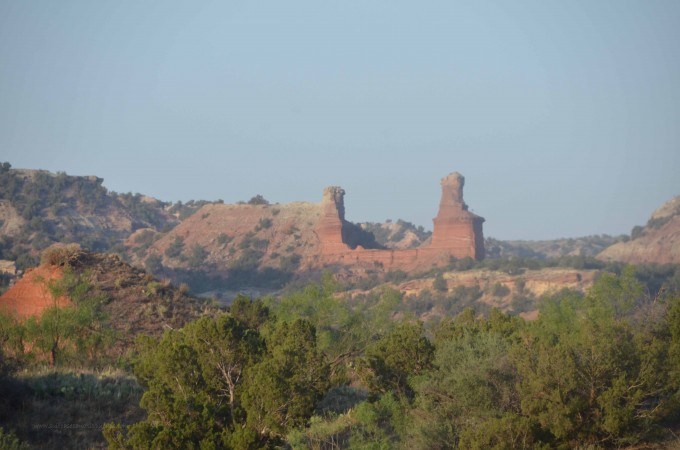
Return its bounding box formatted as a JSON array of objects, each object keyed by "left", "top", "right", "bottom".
[{"left": 1, "top": 1, "right": 678, "bottom": 240}]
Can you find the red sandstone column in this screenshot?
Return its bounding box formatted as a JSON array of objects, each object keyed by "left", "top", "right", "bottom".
[{"left": 430, "top": 172, "right": 485, "bottom": 260}]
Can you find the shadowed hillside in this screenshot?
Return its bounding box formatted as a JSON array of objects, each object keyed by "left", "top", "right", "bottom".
[{"left": 598, "top": 196, "right": 680, "bottom": 264}]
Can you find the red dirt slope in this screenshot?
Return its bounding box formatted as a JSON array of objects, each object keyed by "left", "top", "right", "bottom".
[{"left": 0, "top": 265, "right": 71, "bottom": 318}]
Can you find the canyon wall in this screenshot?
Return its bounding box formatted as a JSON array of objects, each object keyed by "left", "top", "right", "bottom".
[{"left": 316, "top": 172, "right": 485, "bottom": 271}]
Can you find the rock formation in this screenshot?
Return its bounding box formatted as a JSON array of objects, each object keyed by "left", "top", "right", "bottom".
[
  {"left": 430, "top": 172, "right": 485, "bottom": 259},
  {"left": 317, "top": 187, "right": 348, "bottom": 253},
  {"left": 315, "top": 172, "right": 485, "bottom": 270},
  {"left": 597, "top": 195, "right": 680, "bottom": 265},
  {"left": 126, "top": 172, "right": 485, "bottom": 286}
]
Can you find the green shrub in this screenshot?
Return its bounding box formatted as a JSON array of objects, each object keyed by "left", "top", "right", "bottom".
[
  {"left": 164, "top": 236, "right": 184, "bottom": 259},
  {"left": 247, "top": 194, "right": 269, "bottom": 205},
  {"left": 0, "top": 427, "right": 29, "bottom": 450},
  {"left": 433, "top": 273, "right": 447, "bottom": 292},
  {"left": 255, "top": 217, "right": 273, "bottom": 231},
  {"left": 491, "top": 282, "right": 510, "bottom": 297},
  {"left": 41, "top": 243, "right": 83, "bottom": 266}
]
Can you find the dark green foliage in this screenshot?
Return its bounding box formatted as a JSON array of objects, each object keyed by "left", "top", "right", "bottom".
[
  {"left": 132, "top": 229, "right": 157, "bottom": 256},
  {"left": 509, "top": 292, "right": 536, "bottom": 314},
  {"left": 242, "top": 319, "right": 330, "bottom": 440},
  {"left": 270, "top": 274, "right": 361, "bottom": 364},
  {"left": 432, "top": 273, "right": 447, "bottom": 292},
  {"left": 0, "top": 170, "right": 108, "bottom": 219},
  {"left": 449, "top": 256, "right": 476, "bottom": 271},
  {"left": 347, "top": 393, "right": 407, "bottom": 448},
  {"left": 485, "top": 234, "right": 624, "bottom": 259},
  {"left": 247, "top": 194, "right": 269, "bottom": 205},
  {"left": 7, "top": 371, "right": 144, "bottom": 449},
  {"left": 278, "top": 254, "right": 301, "bottom": 272},
  {"left": 360, "top": 322, "right": 434, "bottom": 398},
  {"left": 384, "top": 270, "right": 407, "bottom": 283},
  {"left": 0, "top": 427, "right": 29, "bottom": 450},
  {"left": 23, "top": 269, "right": 113, "bottom": 367},
  {"left": 447, "top": 253, "right": 610, "bottom": 274},
  {"left": 216, "top": 232, "right": 232, "bottom": 246},
  {"left": 293, "top": 269, "right": 680, "bottom": 449},
  {"left": 3, "top": 264, "right": 679, "bottom": 449},
  {"left": 436, "top": 285, "right": 484, "bottom": 316},
  {"left": 231, "top": 249, "right": 264, "bottom": 271},
  {"left": 354, "top": 274, "right": 382, "bottom": 291},
  {"left": 111, "top": 314, "right": 265, "bottom": 448},
  {"left": 143, "top": 254, "right": 163, "bottom": 274},
  {"left": 491, "top": 282, "right": 511, "bottom": 297},
  {"left": 114, "top": 193, "right": 169, "bottom": 230},
  {"left": 238, "top": 232, "right": 268, "bottom": 251},
  {"left": 228, "top": 296, "right": 270, "bottom": 330},
  {"left": 407, "top": 316, "right": 525, "bottom": 449},
  {"left": 164, "top": 236, "right": 184, "bottom": 259},
  {"left": 254, "top": 217, "right": 272, "bottom": 231},
  {"left": 631, "top": 225, "right": 645, "bottom": 239},
  {"left": 107, "top": 311, "right": 330, "bottom": 448},
  {"left": 188, "top": 243, "right": 208, "bottom": 268},
  {"left": 510, "top": 272, "right": 668, "bottom": 447},
  {"left": 168, "top": 199, "right": 213, "bottom": 220},
  {"left": 269, "top": 275, "right": 404, "bottom": 387}
]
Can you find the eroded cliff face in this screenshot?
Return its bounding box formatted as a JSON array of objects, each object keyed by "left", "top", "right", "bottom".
[
  {"left": 126, "top": 172, "right": 485, "bottom": 288},
  {"left": 315, "top": 172, "right": 485, "bottom": 271},
  {"left": 316, "top": 187, "right": 347, "bottom": 252},
  {"left": 430, "top": 172, "right": 485, "bottom": 259},
  {"left": 597, "top": 195, "right": 680, "bottom": 265}
]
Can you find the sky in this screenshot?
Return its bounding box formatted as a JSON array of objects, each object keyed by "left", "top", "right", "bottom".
[{"left": 1, "top": 1, "right": 679, "bottom": 240}]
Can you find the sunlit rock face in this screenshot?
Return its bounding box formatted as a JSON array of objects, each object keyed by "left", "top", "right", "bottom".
[
  {"left": 315, "top": 172, "right": 485, "bottom": 271},
  {"left": 430, "top": 172, "right": 485, "bottom": 260}
]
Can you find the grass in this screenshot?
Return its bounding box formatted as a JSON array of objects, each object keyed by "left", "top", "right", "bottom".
[{"left": 3, "top": 367, "right": 144, "bottom": 450}]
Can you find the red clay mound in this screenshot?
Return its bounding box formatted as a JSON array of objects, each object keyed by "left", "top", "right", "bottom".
[{"left": 0, "top": 265, "right": 71, "bottom": 318}]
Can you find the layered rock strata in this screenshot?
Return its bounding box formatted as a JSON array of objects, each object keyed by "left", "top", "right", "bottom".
[{"left": 316, "top": 172, "right": 485, "bottom": 271}]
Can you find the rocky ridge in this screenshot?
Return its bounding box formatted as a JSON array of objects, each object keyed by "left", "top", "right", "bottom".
[
  {"left": 597, "top": 196, "right": 680, "bottom": 264},
  {"left": 0, "top": 164, "right": 179, "bottom": 267},
  {"left": 127, "top": 172, "right": 485, "bottom": 293}
]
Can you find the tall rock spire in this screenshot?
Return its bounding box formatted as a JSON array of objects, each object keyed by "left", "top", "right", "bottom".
[{"left": 431, "top": 172, "right": 485, "bottom": 259}]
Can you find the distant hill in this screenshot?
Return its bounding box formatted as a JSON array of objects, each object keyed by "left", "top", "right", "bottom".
[
  {"left": 358, "top": 219, "right": 432, "bottom": 249},
  {"left": 0, "top": 163, "right": 180, "bottom": 268},
  {"left": 127, "top": 200, "right": 382, "bottom": 294},
  {"left": 598, "top": 196, "right": 680, "bottom": 264},
  {"left": 486, "top": 235, "right": 623, "bottom": 259},
  {"left": 3, "top": 161, "right": 677, "bottom": 297},
  {"left": 126, "top": 201, "right": 322, "bottom": 292}
]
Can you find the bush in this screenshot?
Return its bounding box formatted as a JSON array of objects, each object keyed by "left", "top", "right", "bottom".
[
  {"left": 0, "top": 427, "right": 29, "bottom": 450},
  {"left": 255, "top": 217, "right": 273, "bottom": 231},
  {"left": 433, "top": 273, "right": 447, "bottom": 292},
  {"left": 164, "top": 236, "right": 184, "bottom": 259},
  {"left": 491, "top": 282, "right": 510, "bottom": 297},
  {"left": 384, "top": 270, "right": 407, "bottom": 283},
  {"left": 188, "top": 244, "right": 208, "bottom": 268},
  {"left": 279, "top": 254, "right": 301, "bottom": 272},
  {"left": 216, "top": 233, "right": 232, "bottom": 246},
  {"left": 247, "top": 194, "right": 269, "bottom": 205},
  {"left": 631, "top": 225, "right": 645, "bottom": 239},
  {"left": 40, "top": 243, "right": 83, "bottom": 267},
  {"left": 144, "top": 254, "right": 163, "bottom": 273}
]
